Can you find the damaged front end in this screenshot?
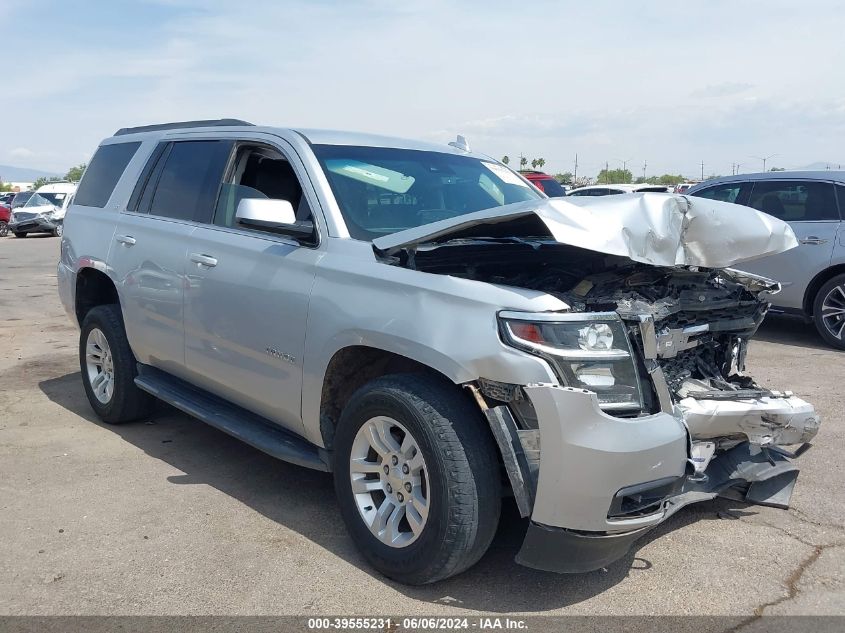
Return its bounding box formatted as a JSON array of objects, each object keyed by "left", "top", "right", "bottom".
[{"left": 374, "top": 195, "right": 821, "bottom": 573}]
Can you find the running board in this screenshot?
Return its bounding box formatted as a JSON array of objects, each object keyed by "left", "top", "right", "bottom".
[{"left": 135, "top": 365, "right": 331, "bottom": 472}]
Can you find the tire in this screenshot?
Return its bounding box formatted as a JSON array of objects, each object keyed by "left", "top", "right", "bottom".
[
  {"left": 0, "top": 221, "right": 7, "bottom": 237},
  {"left": 813, "top": 273, "right": 845, "bottom": 350},
  {"left": 13, "top": 231, "right": 26, "bottom": 238},
  {"left": 333, "top": 373, "right": 501, "bottom": 584},
  {"left": 52, "top": 223, "right": 63, "bottom": 237},
  {"left": 79, "top": 304, "right": 155, "bottom": 423}
]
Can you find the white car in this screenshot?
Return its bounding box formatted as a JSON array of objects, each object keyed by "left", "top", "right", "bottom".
[
  {"left": 9, "top": 181, "right": 77, "bottom": 237},
  {"left": 567, "top": 184, "right": 671, "bottom": 197}
]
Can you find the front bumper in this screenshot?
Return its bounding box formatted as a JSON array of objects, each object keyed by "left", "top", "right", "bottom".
[
  {"left": 9, "top": 216, "right": 60, "bottom": 234},
  {"left": 508, "top": 384, "right": 818, "bottom": 573}
]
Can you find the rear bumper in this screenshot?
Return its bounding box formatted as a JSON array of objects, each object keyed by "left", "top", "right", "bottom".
[{"left": 511, "top": 384, "right": 817, "bottom": 573}]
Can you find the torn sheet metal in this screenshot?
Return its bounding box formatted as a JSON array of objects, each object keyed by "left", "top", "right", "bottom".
[
  {"left": 677, "top": 394, "right": 821, "bottom": 446},
  {"left": 373, "top": 194, "right": 798, "bottom": 269}
]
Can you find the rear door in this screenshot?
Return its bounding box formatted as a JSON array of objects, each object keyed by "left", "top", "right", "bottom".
[
  {"left": 735, "top": 179, "right": 839, "bottom": 309},
  {"left": 181, "top": 137, "right": 322, "bottom": 434},
  {"left": 108, "top": 139, "right": 232, "bottom": 377}
]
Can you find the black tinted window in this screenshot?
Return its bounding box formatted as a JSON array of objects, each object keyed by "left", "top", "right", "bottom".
[
  {"left": 535, "top": 178, "right": 566, "bottom": 197},
  {"left": 748, "top": 180, "right": 838, "bottom": 221},
  {"left": 74, "top": 142, "right": 141, "bottom": 208},
  {"left": 146, "top": 141, "right": 231, "bottom": 222},
  {"left": 693, "top": 182, "right": 748, "bottom": 205}
]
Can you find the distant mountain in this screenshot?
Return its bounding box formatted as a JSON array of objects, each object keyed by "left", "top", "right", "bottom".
[
  {"left": 790, "top": 161, "right": 845, "bottom": 171},
  {"left": 0, "top": 164, "right": 62, "bottom": 182}
]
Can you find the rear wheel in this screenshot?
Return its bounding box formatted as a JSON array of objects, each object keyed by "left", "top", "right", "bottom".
[
  {"left": 80, "top": 304, "right": 155, "bottom": 423},
  {"left": 13, "top": 231, "right": 26, "bottom": 238},
  {"left": 0, "top": 221, "right": 7, "bottom": 237},
  {"left": 813, "top": 273, "right": 845, "bottom": 350},
  {"left": 53, "top": 223, "right": 63, "bottom": 237},
  {"left": 333, "top": 374, "right": 501, "bottom": 584}
]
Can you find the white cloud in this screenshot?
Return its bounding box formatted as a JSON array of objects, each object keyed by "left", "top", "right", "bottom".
[
  {"left": 9, "top": 147, "right": 35, "bottom": 159},
  {"left": 3, "top": 0, "right": 845, "bottom": 177}
]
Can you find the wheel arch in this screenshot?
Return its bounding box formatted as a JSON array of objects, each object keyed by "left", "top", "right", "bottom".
[
  {"left": 316, "top": 344, "right": 476, "bottom": 451},
  {"left": 803, "top": 264, "right": 845, "bottom": 315},
  {"left": 75, "top": 266, "right": 121, "bottom": 326}
]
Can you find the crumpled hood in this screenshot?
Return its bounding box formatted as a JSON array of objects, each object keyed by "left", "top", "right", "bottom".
[{"left": 372, "top": 193, "right": 798, "bottom": 269}]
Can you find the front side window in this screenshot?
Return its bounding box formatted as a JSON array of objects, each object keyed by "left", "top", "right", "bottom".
[
  {"left": 140, "top": 140, "right": 231, "bottom": 222},
  {"left": 75, "top": 141, "right": 141, "bottom": 208},
  {"left": 748, "top": 180, "right": 838, "bottom": 221},
  {"left": 534, "top": 177, "right": 566, "bottom": 197},
  {"left": 213, "top": 145, "right": 310, "bottom": 229},
  {"left": 692, "top": 182, "right": 749, "bottom": 205},
  {"left": 312, "top": 145, "right": 542, "bottom": 240}
]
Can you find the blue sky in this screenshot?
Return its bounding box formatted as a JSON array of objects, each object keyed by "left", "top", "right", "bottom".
[{"left": 2, "top": 0, "right": 845, "bottom": 178}]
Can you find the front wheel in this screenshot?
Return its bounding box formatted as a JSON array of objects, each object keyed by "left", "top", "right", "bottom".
[
  {"left": 333, "top": 374, "right": 501, "bottom": 584},
  {"left": 813, "top": 273, "right": 845, "bottom": 350},
  {"left": 52, "top": 223, "right": 63, "bottom": 237},
  {"left": 0, "top": 221, "right": 7, "bottom": 237},
  {"left": 13, "top": 231, "right": 26, "bottom": 238},
  {"left": 79, "top": 304, "right": 155, "bottom": 423}
]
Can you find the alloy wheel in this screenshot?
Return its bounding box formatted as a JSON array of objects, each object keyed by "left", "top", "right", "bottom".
[
  {"left": 349, "top": 416, "right": 430, "bottom": 548},
  {"left": 85, "top": 328, "right": 115, "bottom": 404},
  {"left": 821, "top": 284, "right": 845, "bottom": 341}
]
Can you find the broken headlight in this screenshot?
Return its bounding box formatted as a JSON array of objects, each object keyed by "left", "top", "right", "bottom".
[{"left": 499, "top": 311, "right": 644, "bottom": 412}]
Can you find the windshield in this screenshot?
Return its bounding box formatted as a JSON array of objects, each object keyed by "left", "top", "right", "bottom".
[
  {"left": 24, "top": 192, "right": 66, "bottom": 208},
  {"left": 313, "top": 145, "right": 543, "bottom": 240}
]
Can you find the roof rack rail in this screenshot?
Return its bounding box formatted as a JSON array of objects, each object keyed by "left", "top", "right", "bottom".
[{"left": 114, "top": 119, "right": 254, "bottom": 136}]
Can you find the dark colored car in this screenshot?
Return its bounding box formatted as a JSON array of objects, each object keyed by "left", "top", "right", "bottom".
[{"left": 520, "top": 170, "right": 568, "bottom": 197}]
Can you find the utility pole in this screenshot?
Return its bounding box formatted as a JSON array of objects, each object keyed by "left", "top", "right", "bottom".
[
  {"left": 751, "top": 153, "right": 778, "bottom": 172},
  {"left": 574, "top": 153, "right": 578, "bottom": 184},
  {"left": 642, "top": 160, "right": 647, "bottom": 181},
  {"left": 700, "top": 160, "right": 704, "bottom": 181},
  {"left": 605, "top": 161, "right": 609, "bottom": 184}
]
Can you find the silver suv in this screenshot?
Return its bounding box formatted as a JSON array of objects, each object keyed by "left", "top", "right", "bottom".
[
  {"left": 687, "top": 172, "right": 845, "bottom": 349},
  {"left": 58, "top": 120, "right": 820, "bottom": 584}
]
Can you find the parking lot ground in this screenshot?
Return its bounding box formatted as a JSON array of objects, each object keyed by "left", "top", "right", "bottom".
[{"left": 0, "top": 235, "right": 843, "bottom": 617}]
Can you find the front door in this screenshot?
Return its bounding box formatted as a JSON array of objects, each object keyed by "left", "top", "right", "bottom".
[
  {"left": 182, "top": 140, "right": 321, "bottom": 434},
  {"left": 737, "top": 179, "right": 839, "bottom": 310}
]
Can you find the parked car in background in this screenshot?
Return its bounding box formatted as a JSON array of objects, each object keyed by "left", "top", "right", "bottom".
[
  {"left": 519, "top": 170, "right": 568, "bottom": 197},
  {"left": 674, "top": 183, "right": 697, "bottom": 194},
  {"left": 58, "top": 120, "right": 818, "bottom": 584},
  {"left": 0, "top": 192, "right": 16, "bottom": 205},
  {"left": 9, "top": 190, "right": 33, "bottom": 209},
  {"left": 0, "top": 202, "right": 10, "bottom": 236},
  {"left": 688, "top": 172, "right": 845, "bottom": 349},
  {"left": 9, "top": 181, "right": 77, "bottom": 237},
  {"left": 567, "top": 184, "right": 670, "bottom": 197}
]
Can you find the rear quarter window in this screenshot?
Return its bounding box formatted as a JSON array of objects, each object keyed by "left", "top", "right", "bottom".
[{"left": 74, "top": 142, "right": 142, "bottom": 208}]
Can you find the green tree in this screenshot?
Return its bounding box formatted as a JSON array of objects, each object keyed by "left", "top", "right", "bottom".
[
  {"left": 501, "top": 155, "right": 510, "bottom": 165},
  {"left": 654, "top": 173, "right": 685, "bottom": 186},
  {"left": 519, "top": 156, "right": 528, "bottom": 170},
  {"left": 0, "top": 182, "right": 13, "bottom": 192},
  {"left": 66, "top": 163, "right": 86, "bottom": 181},
  {"left": 554, "top": 172, "right": 573, "bottom": 184},
  {"left": 596, "top": 168, "right": 633, "bottom": 184},
  {"left": 770, "top": 166, "right": 785, "bottom": 171},
  {"left": 31, "top": 176, "right": 52, "bottom": 190}
]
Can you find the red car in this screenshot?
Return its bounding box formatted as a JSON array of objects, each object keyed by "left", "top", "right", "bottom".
[
  {"left": 519, "top": 170, "right": 568, "bottom": 197},
  {"left": 0, "top": 203, "right": 10, "bottom": 237}
]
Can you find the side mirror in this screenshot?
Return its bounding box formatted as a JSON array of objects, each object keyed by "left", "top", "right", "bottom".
[
  {"left": 236, "top": 197, "right": 296, "bottom": 226},
  {"left": 235, "top": 197, "right": 316, "bottom": 242}
]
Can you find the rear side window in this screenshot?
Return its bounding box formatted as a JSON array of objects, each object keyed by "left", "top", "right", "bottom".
[
  {"left": 691, "top": 182, "right": 750, "bottom": 205},
  {"left": 74, "top": 142, "right": 141, "bottom": 208},
  {"left": 748, "top": 180, "right": 838, "bottom": 221},
  {"left": 535, "top": 178, "right": 566, "bottom": 197},
  {"left": 139, "top": 140, "right": 232, "bottom": 222}
]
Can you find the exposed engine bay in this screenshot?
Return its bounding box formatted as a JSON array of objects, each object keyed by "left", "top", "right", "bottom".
[{"left": 385, "top": 239, "right": 821, "bottom": 456}]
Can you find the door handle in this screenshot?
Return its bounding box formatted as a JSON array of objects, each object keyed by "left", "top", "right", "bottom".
[
  {"left": 799, "top": 236, "right": 829, "bottom": 245},
  {"left": 189, "top": 253, "right": 218, "bottom": 268},
  {"left": 115, "top": 234, "right": 136, "bottom": 246}
]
